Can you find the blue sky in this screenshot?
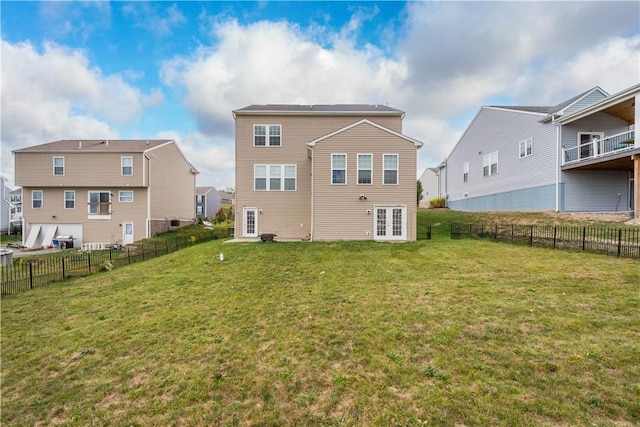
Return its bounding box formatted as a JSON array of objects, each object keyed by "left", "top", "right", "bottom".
[{"left": 2, "top": 1, "right": 639, "bottom": 189}]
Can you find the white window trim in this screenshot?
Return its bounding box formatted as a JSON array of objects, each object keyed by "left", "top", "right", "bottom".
[
  {"left": 483, "top": 151, "right": 499, "bottom": 177},
  {"left": 32, "top": 190, "right": 43, "bottom": 209},
  {"left": 119, "top": 190, "right": 134, "bottom": 202},
  {"left": 253, "top": 124, "right": 282, "bottom": 147},
  {"left": 331, "top": 153, "right": 347, "bottom": 185},
  {"left": 357, "top": 153, "right": 373, "bottom": 185},
  {"left": 64, "top": 190, "right": 75, "bottom": 209},
  {"left": 382, "top": 153, "right": 399, "bottom": 185},
  {"left": 254, "top": 164, "right": 297, "bottom": 191},
  {"left": 519, "top": 138, "right": 533, "bottom": 159},
  {"left": 121, "top": 156, "right": 133, "bottom": 176},
  {"left": 87, "top": 190, "right": 112, "bottom": 219},
  {"left": 53, "top": 157, "right": 64, "bottom": 176}
]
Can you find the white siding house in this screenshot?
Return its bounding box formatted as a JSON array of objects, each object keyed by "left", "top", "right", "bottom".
[{"left": 438, "top": 85, "right": 639, "bottom": 218}]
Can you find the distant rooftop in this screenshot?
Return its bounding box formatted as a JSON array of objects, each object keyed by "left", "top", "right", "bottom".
[
  {"left": 12, "top": 139, "right": 173, "bottom": 153},
  {"left": 234, "top": 104, "right": 403, "bottom": 114},
  {"left": 489, "top": 87, "right": 606, "bottom": 116}
]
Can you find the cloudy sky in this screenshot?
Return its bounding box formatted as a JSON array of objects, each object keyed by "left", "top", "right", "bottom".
[{"left": 2, "top": 1, "right": 639, "bottom": 189}]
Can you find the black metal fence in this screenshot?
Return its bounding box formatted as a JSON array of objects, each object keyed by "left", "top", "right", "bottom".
[
  {"left": 450, "top": 224, "right": 640, "bottom": 260},
  {"left": 1, "top": 228, "right": 230, "bottom": 296}
]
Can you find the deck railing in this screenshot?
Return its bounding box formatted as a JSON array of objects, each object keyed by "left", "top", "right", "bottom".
[{"left": 563, "top": 130, "right": 635, "bottom": 164}]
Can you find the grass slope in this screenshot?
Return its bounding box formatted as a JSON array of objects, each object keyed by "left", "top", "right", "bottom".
[{"left": 2, "top": 238, "right": 639, "bottom": 426}]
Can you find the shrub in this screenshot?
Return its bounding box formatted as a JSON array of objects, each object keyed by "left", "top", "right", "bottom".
[{"left": 428, "top": 197, "right": 446, "bottom": 209}]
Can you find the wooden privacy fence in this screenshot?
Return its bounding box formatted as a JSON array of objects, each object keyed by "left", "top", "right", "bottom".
[
  {"left": 1, "top": 228, "right": 230, "bottom": 296},
  {"left": 450, "top": 224, "right": 640, "bottom": 260}
]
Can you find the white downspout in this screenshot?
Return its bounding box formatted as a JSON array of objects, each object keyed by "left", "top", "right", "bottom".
[
  {"left": 309, "top": 147, "right": 315, "bottom": 242},
  {"left": 145, "top": 154, "right": 151, "bottom": 238},
  {"left": 553, "top": 115, "right": 561, "bottom": 212}
]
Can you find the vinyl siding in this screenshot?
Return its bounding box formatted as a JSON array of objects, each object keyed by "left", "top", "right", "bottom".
[
  {"left": 14, "top": 152, "right": 146, "bottom": 187},
  {"left": 234, "top": 114, "right": 403, "bottom": 240},
  {"left": 563, "top": 170, "right": 631, "bottom": 212},
  {"left": 448, "top": 184, "right": 556, "bottom": 211},
  {"left": 311, "top": 122, "right": 417, "bottom": 241},
  {"left": 444, "top": 108, "right": 556, "bottom": 209},
  {"left": 21, "top": 186, "right": 149, "bottom": 244},
  {"left": 147, "top": 143, "right": 196, "bottom": 222},
  {"left": 560, "top": 112, "right": 630, "bottom": 151},
  {"left": 563, "top": 90, "right": 608, "bottom": 115}
]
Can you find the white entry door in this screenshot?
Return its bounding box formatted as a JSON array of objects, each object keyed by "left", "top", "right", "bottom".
[
  {"left": 122, "top": 221, "right": 134, "bottom": 245},
  {"left": 374, "top": 206, "right": 407, "bottom": 241},
  {"left": 243, "top": 208, "right": 258, "bottom": 237}
]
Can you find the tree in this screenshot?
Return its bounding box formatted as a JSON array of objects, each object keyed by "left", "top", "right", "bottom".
[{"left": 417, "top": 179, "right": 424, "bottom": 205}]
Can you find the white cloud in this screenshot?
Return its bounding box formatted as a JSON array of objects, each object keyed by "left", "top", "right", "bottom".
[
  {"left": 0, "top": 40, "right": 147, "bottom": 186},
  {"left": 121, "top": 2, "right": 186, "bottom": 36}
]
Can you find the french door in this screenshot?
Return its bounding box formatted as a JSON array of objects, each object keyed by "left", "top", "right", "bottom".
[
  {"left": 243, "top": 208, "right": 258, "bottom": 237},
  {"left": 374, "top": 206, "right": 407, "bottom": 241}
]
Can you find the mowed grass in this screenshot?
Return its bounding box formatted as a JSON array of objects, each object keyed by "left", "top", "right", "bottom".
[{"left": 2, "top": 238, "right": 639, "bottom": 426}]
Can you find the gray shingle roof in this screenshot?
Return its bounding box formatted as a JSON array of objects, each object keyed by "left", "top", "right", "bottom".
[
  {"left": 12, "top": 139, "right": 172, "bottom": 153},
  {"left": 489, "top": 88, "right": 599, "bottom": 115},
  {"left": 234, "top": 104, "right": 403, "bottom": 114}
]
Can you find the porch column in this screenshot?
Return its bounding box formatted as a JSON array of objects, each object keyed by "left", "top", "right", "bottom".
[{"left": 634, "top": 155, "right": 639, "bottom": 219}]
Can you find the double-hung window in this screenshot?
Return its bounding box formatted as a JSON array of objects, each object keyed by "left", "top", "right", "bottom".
[
  {"left": 53, "top": 157, "right": 64, "bottom": 176},
  {"left": 357, "top": 154, "right": 372, "bottom": 184},
  {"left": 88, "top": 191, "right": 111, "bottom": 215},
  {"left": 483, "top": 151, "right": 499, "bottom": 176},
  {"left": 463, "top": 162, "right": 469, "bottom": 183},
  {"left": 254, "top": 125, "right": 281, "bottom": 146},
  {"left": 119, "top": 190, "right": 134, "bottom": 202},
  {"left": 383, "top": 154, "right": 399, "bottom": 185},
  {"left": 121, "top": 156, "right": 133, "bottom": 176},
  {"left": 519, "top": 138, "right": 533, "bottom": 158},
  {"left": 254, "top": 165, "right": 296, "bottom": 191},
  {"left": 64, "top": 191, "right": 75, "bottom": 209},
  {"left": 32, "top": 190, "right": 43, "bottom": 209},
  {"left": 332, "top": 154, "right": 347, "bottom": 184}
]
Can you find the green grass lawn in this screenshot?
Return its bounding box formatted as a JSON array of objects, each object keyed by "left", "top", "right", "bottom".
[{"left": 2, "top": 236, "right": 639, "bottom": 426}]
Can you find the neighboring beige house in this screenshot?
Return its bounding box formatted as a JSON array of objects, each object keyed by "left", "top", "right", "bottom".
[
  {"left": 233, "top": 105, "right": 424, "bottom": 242},
  {"left": 13, "top": 139, "right": 198, "bottom": 249}
]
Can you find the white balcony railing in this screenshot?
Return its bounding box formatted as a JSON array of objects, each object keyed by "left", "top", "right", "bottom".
[{"left": 563, "top": 130, "right": 635, "bottom": 164}]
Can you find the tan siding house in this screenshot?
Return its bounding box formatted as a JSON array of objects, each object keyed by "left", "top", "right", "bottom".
[
  {"left": 13, "top": 139, "right": 198, "bottom": 249},
  {"left": 233, "top": 105, "right": 423, "bottom": 242}
]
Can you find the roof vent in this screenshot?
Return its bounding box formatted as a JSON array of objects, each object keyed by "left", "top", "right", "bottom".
[{"left": 78, "top": 141, "right": 82, "bottom": 149}]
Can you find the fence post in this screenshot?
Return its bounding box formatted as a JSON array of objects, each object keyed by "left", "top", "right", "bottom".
[
  {"left": 29, "top": 261, "right": 33, "bottom": 289},
  {"left": 87, "top": 252, "right": 91, "bottom": 274},
  {"left": 618, "top": 229, "right": 622, "bottom": 257},
  {"left": 166, "top": 240, "right": 169, "bottom": 254},
  {"left": 553, "top": 226, "right": 557, "bottom": 249},
  {"left": 480, "top": 225, "right": 484, "bottom": 239},
  {"left": 529, "top": 225, "right": 534, "bottom": 246},
  {"left": 127, "top": 246, "right": 131, "bottom": 264},
  {"left": 494, "top": 224, "right": 498, "bottom": 240},
  {"left": 511, "top": 225, "right": 514, "bottom": 241},
  {"left": 582, "top": 227, "right": 587, "bottom": 251},
  {"left": 61, "top": 257, "right": 66, "bottom": 280},
  {"left": 142, "top": 245, "right": 145, "bottom": 261},
  {"left": 154, "top": 242, "right": 158, "bottom": 257},
  {"left": 427, "top": 225, "right": 432, "bottom": 240}
]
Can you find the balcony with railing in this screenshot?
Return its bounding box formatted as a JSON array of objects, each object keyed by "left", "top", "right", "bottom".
[{"left": 563, "top": 130, "right": 635, "bottom": 165}]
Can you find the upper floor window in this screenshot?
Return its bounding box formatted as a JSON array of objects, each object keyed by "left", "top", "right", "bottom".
[
  {"left": 196, "top": 206, "right": 203, "bottom": 216},
  {"left": 196, "top": 195, "right": 204, "bottom": 203},
  {"left": 332, "top": 154, "right": 347, "bottom": 185},
  {"left": 483, "top": 151, "right": 498, "bottom": 176},
  {"left": 119, "top": 190, "right": 134, "bottom": 202},
  {"left": 64, "top": 191, "right": 75, "bottom": 209},
  {"left": 358, "top": 154, "right": 372, "bottom": 185},
  {"left": 254, "top": 125, "right": 281, "bottom": 146},
  {"left": 53, "top": 157, "right": 64, "bottom": 176},
  {"left": 32, "top": 190, "right": 43, "bottom": 209},
  {"left": 519, "top": 138, "right": 533, "bottom": 158},
  {"left": 383, "top": 154, "right": 399, "bottom": 185},
  {"left": 121, "top": 156, "right": 133, "bottom": 176},
  {"left": 88, "top": 191, "right": 111, "bottom": 215},
  {"left": 254, "top": 164, "right": 296, "bottom": 191},
  {"left": 463, "top": 162, "right": 469, "bottom": 183}
]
